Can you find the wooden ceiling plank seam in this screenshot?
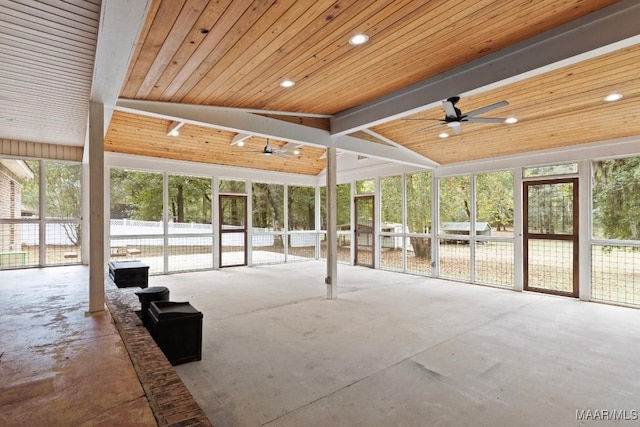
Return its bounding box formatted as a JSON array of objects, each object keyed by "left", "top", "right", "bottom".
[
  {"left": 273, "top": 0, "right": 543, "bottom": 112},
  {"left": 206, "top": 0, "right": 367, "bottom": 107},
  {"left": 36, "top": 0, "right": 100, "bottom": 20},
  {"left": 156, "top": 0, "right": 259, "bottom": 100},
  {"left": 0, "top": 101, "right": 88, "bottom": 117},
  {"left": 191, "top": 0, "right": 330, "bottom": 104},
  {"left": 145, "top": 0, "right": 236, "bottom": 100},
  {"left": 330, "top": 0, "right": 636, "bottom": 134},
  {"left": 0, "top": 10, "right": 98, "bottom": 46},
  {"left": 0, "top": 32, "right": 96, "bottom": 64},
  {"left": 135, "top": 0, "right": 211, "bottom": 98},
  {"left": 244, "top": 0, "right": 480, "bottom": 111},
  {"left": 120, "top": 0, "right": 163, "bottom": 98},
  {"left": 0, "top": 1, "right": 98, "bottom": 38},
  {"left": 222, "top": 0, "right": 412, "bottom": 108},
  {"left": 165, "top": 0, "right": 278, "bottom": 102},
  {"left": 316, "top": 2, "right": 616, "bottom": 111},
  {"left": 181, "top": 0, "right": 301, "bottom": 104},
  {"left": 51, "top": 0, "right": 101, "bottom": 14},
  {"left": 120, "top": 0, "right": 189, "bottom": 98}
]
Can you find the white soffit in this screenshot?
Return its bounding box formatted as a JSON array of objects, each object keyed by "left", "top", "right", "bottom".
[{"left": 0, "top": 0, "right": 101, "bottom": 146}]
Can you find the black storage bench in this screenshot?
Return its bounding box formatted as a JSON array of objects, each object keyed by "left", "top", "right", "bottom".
[
  {"left": 148, "top": 301, "right": 203, "bottom": 366},
  {"left": 108, "top": 260, "right": 149, "bottom": 288},
  {"left": 134, "top": 286, "right": 170, "bottom": 327}
]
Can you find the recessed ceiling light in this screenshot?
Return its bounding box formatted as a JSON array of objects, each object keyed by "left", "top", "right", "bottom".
[
  {"left": 237, "top": 140, "right": 245, "bottom": 147},
  {"left": 349, "top": 33, "right": 369, "bottom": 46},
  {"left": 505, "top": 117, "right": 518, "bottom": 124},
  {"left": 280, "top": 80, "right": 295, "bottom": 88},
  {"left": 168, "top": 129, "right": 180, "bottom": 137},
  {"left": 604, "top": 93, "right": 623, "bottom": 102},
  {"left": 438, "top": 132, "right": 449, "bottom": 138},
  {"left": 293, "top": 149, "right": 300, "bottom": 155}
]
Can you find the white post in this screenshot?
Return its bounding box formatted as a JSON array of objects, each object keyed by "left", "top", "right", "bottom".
[
  {"left": 578, "top": 160, "right": 591, "bottom": 300},
  {"left": 513, "top": 167, "right": 524, "bottom": 291},
  {"left": 326, "top": 147, "right": 338, "bottom": 299},
  {"left": 246, "top": 179, "right": 252, "bottom": 266},
  {"left": 88, "top": 102, "right": 105, "bottom": 313},
  {"left": 212, "top": 176, "right": 219, "bottom": 269}
]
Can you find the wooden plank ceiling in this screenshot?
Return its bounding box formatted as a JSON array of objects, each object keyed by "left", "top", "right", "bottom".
[{"left": 107, "top": 0, "right": 633, "bottom": 174}]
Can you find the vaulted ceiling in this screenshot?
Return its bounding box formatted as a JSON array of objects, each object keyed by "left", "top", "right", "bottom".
[{"left": 1, "top": 1, "right": 639, "bottom": 175}]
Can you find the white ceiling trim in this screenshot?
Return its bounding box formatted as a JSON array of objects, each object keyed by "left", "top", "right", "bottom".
[
  {"left": 115, "top": 99, "right": 435, "bottom": 169},
  {"left": 90, "top": 0, "right": 152, "bottom": 128},
  {"left": 330, "top": 0, "right": 640, "bottom": 135}
]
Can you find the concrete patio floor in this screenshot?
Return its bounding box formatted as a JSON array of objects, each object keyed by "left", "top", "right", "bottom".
[
  {"left": 2, "top": 261, "right": 640, "bottom": 426},
  {"left": 151, "top": 262, "right": 640, "bottom": 427},
  {"left": 0, "top": 266, "right": 156, "bottom": 426}
]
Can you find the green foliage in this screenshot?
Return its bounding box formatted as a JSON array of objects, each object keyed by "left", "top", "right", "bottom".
[
  {"left": 320, "top": 183, "right": 351, "bottom": 229},
  {"left": 476, "top": 171, "right": 513, "bottom": 231},
  {"left": 21, "top": 161, "right": 82, "bottom": 244},
  {"left": 439, "top": 175, "right": 471, "bottom": 225},
  {"left": 252, "top": 182, "right": 284, "bottom": 230},
  {"left": 406, "top": 171, "right": 431, "bottom": 233},
  {"left": 168, "top": 175, "right": 211, "bottom": 223},
  {"left": 593, "top": 156, "right": 640, "bottom": 240},
  {"left": 381, "top": 175, "right": 402, "bottom": 224},
  {"left": 288, "top": 186, "right": 315, "bottom": 230},
  {"left": 110, "top": 169, "right": 163, "bottom": 221}
]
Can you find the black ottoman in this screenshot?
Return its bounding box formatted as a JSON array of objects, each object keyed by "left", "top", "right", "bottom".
[
  {"left": 148, "top": 301, "right": 203, "bottom": 366},
  {"left": 108, "top": 260, "right": 149, "bottom": 288}
]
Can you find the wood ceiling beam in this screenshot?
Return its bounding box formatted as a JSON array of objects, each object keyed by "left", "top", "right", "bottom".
[
  {"left": 330, "top": 0, "right": 640, "bottom": 135},
  {"left": 115, "top": 100, "right": 435, "bottom": 168}
]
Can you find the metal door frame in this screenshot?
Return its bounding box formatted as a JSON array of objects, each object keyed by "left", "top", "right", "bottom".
[
  {"left": 219, "top": 194, "right": 247, "bottom": 267},
  {"left": 523, "top": 178, "right": 579, "bottom": 297},
  {"left": 354, "top": 194, "right": 375, "bottom": 268}
]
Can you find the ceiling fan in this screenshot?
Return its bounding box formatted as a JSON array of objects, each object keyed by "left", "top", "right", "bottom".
[
  {"left": 406, "top": 96, "right": 509, "bottom": 135},
  {"left": 256, "top": 139, "right": 302, "bottom": 159}
]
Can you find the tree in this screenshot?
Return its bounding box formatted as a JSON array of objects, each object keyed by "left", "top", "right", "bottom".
[
  {"left": 406, "top": 171, "right": 431, "bottom": 258},
  {"left": 22, "top": 161, "right": 82, "bottom": 245},
  {"left": 476, "top": 171, "right": 513, "bottom": 231},
  {"left": 593, "top": 156, "right": 640, "bottom": 240}
]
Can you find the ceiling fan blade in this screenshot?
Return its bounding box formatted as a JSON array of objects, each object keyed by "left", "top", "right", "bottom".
[
  {"left": 466, "top": 117, "right": 506, "bottom": 123},
  {"left": 273, "top": 151, "right": 291, "bottom": 159},
  {"left": 402, "top": 118, "right": 441, "bottom": 122},
  {"left": 443, "top": 100, "right": 458, "bottom": 119},
  {"left": 411, "top": 123, "right": 442, "bottom": 134},
  {"left": 466, "top": 100, "right": 508, "bottom": 117}
]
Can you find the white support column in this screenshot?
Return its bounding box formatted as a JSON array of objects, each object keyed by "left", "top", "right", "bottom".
[
  {"left": 401, "top": 173, "right": 407, "bottom": 272},
  {"left": 315, "top": 185, "right": 321, "bottom": 259},
  {"left": 88, "top": 102, "right": 105, "bottom": 313},
  {"left": 431, "top": 173, "right": 439, "bottom": 277},
  {"left": 350, "top": 180, "right": 356, "bottom": 265},
  {"left": 578, "top": 160, "right": 592, "bottom": 301},
  {"left": 513, "top": 167, "right": 524, "bottom": 291},
  {"left": 283, "top": 184, "right": 289, "bottom": 262},
  {"left": 162, "top": 172, "right": 169, "bottom": 274},
  {"left": 326, "top": 147, "right": 338, "bottom": 299},
  {"left": 469, "top": 174, "right": 476, "bottom": 283},
  {"left": 374, "top": 176, "right": 381, "bottom": 269},
  {"left": 212, "top": 176, "right": 219, "bottom": 269},
  {"left": 38, "top": 161, "right": 46, "bottom": 267},
  {"left": 246, "top": 179, "right": 253, "bottom": 266},
  {"left": 81, "top": 154, "right": 90, "bottom": 264}
]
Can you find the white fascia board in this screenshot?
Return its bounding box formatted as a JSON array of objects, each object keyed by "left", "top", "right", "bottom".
[
  {"left": 91, "top": 0, "right": 151, "bottom": 130},
  {"left": 330, "top": 0, "right": 640, "bottom": 135},
  {"left": 104, "top": 152, "right": 318, "bottom": 186},
  {"left": 115, "top": 99, "right": 435, "bottom": 168},
  {"left": 433, "top": 135, "right": 640, "bottom": 177}
]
